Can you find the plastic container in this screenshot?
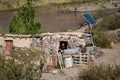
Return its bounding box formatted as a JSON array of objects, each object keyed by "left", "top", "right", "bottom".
[{"left": 64, "top": 57, "right": 73, "bottom": 68}]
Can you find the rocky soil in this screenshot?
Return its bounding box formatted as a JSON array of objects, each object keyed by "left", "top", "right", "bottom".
[
  {"left": 42, "top": 67, "right": 79, "bottom": 80},
  {"left": 95, "top": 43, "right": 120, "bottom": 65}
]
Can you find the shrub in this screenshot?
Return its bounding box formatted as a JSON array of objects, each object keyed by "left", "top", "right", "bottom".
[
  {"left": 11, "top": 48, "right": 45, "bottom": 67},
  {"left": 92, "top": 29, "right": 111, "bottom": 48},
  {"left": 95, "top": 13, "right": 120, "bottom": 30},
  {"left": 78, "top": 64, "right": 120, "bottom": 80},
  {"left": 11, "top": 48, "right": 46, "bottom": 78},
  {"left": 10, "top": 0, "right": 41, "bottom": 34},
  {"left": 0, "top": 48, "right": 45, "bottom": 80},
  {"left": 0, "top": 55, "right": 23, "bottom": 80}
]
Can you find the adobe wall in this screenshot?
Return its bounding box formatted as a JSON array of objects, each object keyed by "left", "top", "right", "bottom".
[
  {"left": 13, "top": 38, "right": 32, "bottom": 48},
  {"left": 0, "top": 34, "right": 32, "bottom": 48}
]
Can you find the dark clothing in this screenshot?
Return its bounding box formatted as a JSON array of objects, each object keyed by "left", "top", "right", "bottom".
[
  {"left": 58, "top": 45, "right": 66, "bottom": 53},
  {"left": 59, "top": 46, "right": 66, "bottom": 50}
]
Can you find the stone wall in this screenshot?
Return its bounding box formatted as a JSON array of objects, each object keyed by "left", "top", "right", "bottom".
[
  {"left": 0, "top": 32, "right": 90, "bottom": 54},
  {"left": 31, "top": 32, "right": 89, "bottom": 54}
]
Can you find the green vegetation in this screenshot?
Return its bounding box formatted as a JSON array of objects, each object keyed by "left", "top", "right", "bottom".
[
  {"left": 11, "top": 48, "right": 45, "bottom": 79},
  {"left": 92, "top": 29, "right": 111, "bottom": 48},
  {"left": 92, "top": 13, "right": 120, "bottom": 48},
  {"left": 95, "top": 13, "right": 120, "bottom": 31},
  {"left": 78, "top": 64, "right": 120, "bottom": 80},
  {"left": 0, "top": 55, "right": 22, "bottom": 80},
  {"left": 11, "top": 48, "right": 45, "bottom": 68},
  {"left": 0, "top": 48, "right": 45, "bottom": 80},
  {"left": 10, "top": 0, "right": 41, "bottom": 34}
]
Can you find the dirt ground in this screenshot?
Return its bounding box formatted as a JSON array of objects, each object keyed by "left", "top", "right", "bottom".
[
  {"left": 42, "top": 67, "right": 79, "bottom": 80},
  {"left": 95, "top": 43, "right": 120, "bottom": 65},
  {"left": 42, "top": 64, "right": 89, "bottom": 80}
]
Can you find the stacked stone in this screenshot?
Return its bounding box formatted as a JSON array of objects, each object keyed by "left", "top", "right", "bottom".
[{"left": 31, "top": 32, "right": 87, "bottom": 54}]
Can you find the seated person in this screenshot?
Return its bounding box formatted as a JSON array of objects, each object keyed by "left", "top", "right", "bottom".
[{"left": 59, "top": 43, "right": 66, "bottom": 53}]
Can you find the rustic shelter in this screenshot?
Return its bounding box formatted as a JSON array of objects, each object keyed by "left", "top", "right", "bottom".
[{"left": 0, "top": 32, "right": 94, "bottom": 67}]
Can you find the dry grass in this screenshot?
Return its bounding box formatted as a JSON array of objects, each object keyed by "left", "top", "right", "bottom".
[{"left": 78, "top": 64, "right": 120, "bottom": 80}]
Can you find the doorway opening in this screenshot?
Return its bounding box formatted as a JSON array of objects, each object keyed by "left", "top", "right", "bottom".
[
  {"left": 5, "top": 40, "right": 13, "bottom": 55},
  {"left": 59, "top": 41, "right": 68, "bottom": 50}
]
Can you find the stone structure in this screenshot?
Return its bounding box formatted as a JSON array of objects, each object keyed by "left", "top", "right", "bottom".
[
  {"left": 0, "top": 32, "right": 91, "bottom": 54},
  {"left": 31, "top": 32, "right": 89, "bottom": 54}
]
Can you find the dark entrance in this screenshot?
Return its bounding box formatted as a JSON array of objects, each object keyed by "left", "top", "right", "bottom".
[{"left": 59, "top": 41, "right": 68, "bottom": 50}]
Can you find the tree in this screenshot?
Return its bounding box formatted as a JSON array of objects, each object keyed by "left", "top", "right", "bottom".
[{"left": 10, "top": 0, "right": 41, "bottom": 34}]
